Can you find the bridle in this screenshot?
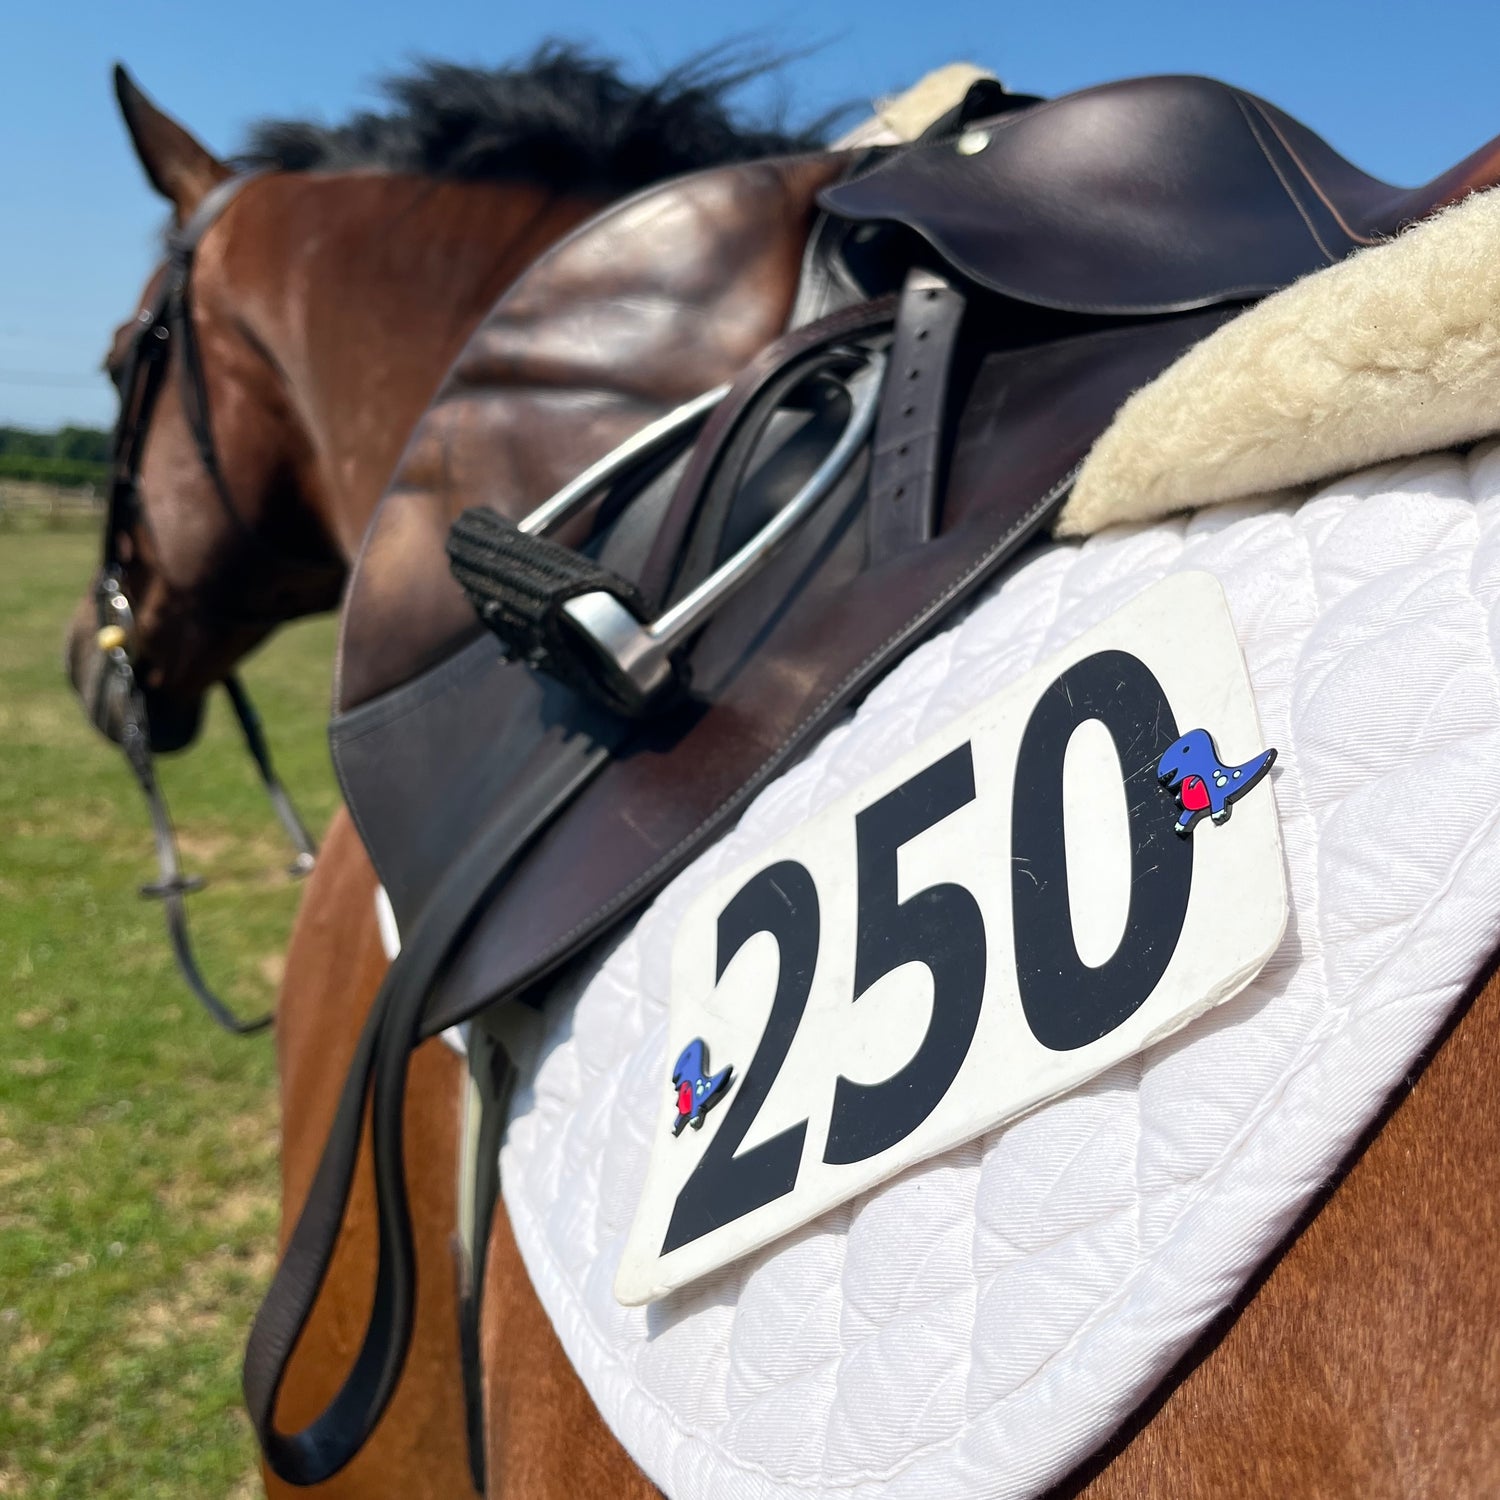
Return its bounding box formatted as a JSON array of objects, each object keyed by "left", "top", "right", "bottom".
[{"left": 91, "top": 172, "right": 322, "bottom": 1035}]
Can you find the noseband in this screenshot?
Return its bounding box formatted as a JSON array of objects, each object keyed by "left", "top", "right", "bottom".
[{"left": 94, "top": 173, "right": 319, "bottom": 1035}]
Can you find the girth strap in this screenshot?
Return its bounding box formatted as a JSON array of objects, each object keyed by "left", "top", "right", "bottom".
[{"left": 243, "top": 729, "right": 615, "bottom": 1485}]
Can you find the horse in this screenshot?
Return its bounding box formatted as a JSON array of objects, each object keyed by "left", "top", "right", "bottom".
[
  {"left": 263, "top": 73, "right": 1500, "bottom": 1500},
  {"left": 60, "top": 48, "right": 828, "bottom": 1498}
]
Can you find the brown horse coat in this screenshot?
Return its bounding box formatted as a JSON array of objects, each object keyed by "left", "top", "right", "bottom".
[{"left": 272, "top": 809, "right": 1500, "bottom": 1498}]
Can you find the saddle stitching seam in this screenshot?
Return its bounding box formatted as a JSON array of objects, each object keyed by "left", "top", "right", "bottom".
[
  {"left": 1233, "top": 94, "right": 1341, "bottom": 266},
  {"left": 1244, "top": 97, "right": 1385, "bottom": 249}
]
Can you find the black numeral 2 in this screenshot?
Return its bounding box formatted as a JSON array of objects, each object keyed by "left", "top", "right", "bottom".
[{"left": 662, "top": 862, "right": 819, "bottom": 1255}]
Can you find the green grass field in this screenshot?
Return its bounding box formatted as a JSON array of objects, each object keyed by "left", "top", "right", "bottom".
[{"left": 0, "top": 528, "right": 342, "bottom": 1497}]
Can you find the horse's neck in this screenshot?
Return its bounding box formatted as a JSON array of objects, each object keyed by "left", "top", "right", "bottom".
[{"left": 249, "top": 175, "right": 608, "bottom": 560}]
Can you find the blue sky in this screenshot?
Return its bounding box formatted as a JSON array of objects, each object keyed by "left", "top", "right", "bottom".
[{"left": 5, "top": 0, "right": 1499, "bottom": 429}]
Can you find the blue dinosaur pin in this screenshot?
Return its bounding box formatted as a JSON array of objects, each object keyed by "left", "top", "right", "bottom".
[
  {"left": 670, "top": 1038, "right": 733, "bottom": 1136},
  {"left": 1156, "top": 728, "right": 1277, "bottom": 836}
]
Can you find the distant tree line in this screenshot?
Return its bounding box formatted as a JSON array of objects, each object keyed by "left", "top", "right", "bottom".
[{"left": 0, "top": 425, "right": 111, "bottom": 489}]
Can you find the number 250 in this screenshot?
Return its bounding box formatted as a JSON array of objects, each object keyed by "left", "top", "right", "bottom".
[{"left": 662, "top": 650, "right": 1193, "bottom": 1254}]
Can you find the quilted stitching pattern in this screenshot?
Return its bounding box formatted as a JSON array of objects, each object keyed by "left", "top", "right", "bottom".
[{"left": 499, "top": 444, "right": 1500, "bottom": 1499}]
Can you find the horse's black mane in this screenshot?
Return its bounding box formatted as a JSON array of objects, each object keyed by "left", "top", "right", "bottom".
[{"left": 239, "top": 44, "right": 837, "bottom": 190}]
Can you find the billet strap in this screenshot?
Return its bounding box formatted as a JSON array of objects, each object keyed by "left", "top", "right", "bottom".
[
  {"left": 244, "top": 732, "right": 613, "bottom": 1486},
  {"left": 867, "top": 268, "right": 967, "bottom": 566}
]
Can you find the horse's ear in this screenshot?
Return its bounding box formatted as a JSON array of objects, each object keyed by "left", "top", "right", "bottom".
[{"left": 114, "top": 64, "right": 232, "bottom": 223}]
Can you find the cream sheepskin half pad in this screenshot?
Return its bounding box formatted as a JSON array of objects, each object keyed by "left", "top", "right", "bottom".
[
  {"left": 493, "top": 445, "right": 1500, "bottom": 1500},
  {"left": 833, "top": 63, "right": 997, "bottom": 150},
  {"left": 1060, "top": 187, "right": 1500, "bottom": 535}
]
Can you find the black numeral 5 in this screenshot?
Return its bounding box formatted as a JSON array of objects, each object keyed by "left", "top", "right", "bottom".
[{"left": 824, "top": 743, "right": 986, "bottom": 1164}]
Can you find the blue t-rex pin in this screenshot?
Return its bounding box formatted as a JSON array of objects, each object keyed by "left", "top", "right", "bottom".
[
  {"left": 1157, "top": 728, "right": 1277, "bottom": 835},
  {"left": 671, "top": 1038, "right": 733, "bottom": 1136}
]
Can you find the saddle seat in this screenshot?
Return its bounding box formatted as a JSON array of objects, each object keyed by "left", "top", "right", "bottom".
[{"left": 824, "top": 74, "right": 1500, "bottom": 317}]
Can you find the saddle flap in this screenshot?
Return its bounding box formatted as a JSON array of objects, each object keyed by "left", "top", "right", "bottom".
[{"left": 335, "top": 154, "right": 847, "bottom": 718}]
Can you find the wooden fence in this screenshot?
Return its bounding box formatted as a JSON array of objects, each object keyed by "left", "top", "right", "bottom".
[{"left": 0, "top": 479, "right": 105, "bottom": 529}]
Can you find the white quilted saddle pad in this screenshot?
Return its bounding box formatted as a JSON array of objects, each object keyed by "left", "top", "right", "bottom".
[{"left": 496, "top": 444, "right": 1500, "bottom": 1500}]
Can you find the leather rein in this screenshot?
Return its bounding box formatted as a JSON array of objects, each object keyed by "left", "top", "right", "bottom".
[{"left": 92, "top": 173, "right": 320, "bottom": 1035}]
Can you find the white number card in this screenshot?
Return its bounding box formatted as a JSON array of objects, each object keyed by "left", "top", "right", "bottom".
[{"left": 616, "top": 571, "right": 1286, "bottom": 1305}]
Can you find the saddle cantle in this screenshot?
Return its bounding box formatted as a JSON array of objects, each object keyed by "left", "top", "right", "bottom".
[{"left": 249, "top": 73, "right": 1500, "bottom": 1485}]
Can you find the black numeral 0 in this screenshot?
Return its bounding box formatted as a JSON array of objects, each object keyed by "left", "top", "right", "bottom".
[
  {"left": 662, "top": 861, "right": 819, "bottom": 1255},
  {"left": 1011, "top": 649, "right": 1193, "bottom": 1051},
  {"left": 824, "top": 744, "right": 986, "bottom": 1164}
]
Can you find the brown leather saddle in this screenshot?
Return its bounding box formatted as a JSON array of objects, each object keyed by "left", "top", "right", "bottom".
[{"left": 248, "top": 74, "right": 1500, "bottom": 1486}]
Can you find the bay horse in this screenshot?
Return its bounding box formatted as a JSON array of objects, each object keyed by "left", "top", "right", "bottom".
[
  {"left": 269, "top": 84, "right": 1500, "bottom": 1500},
  {"left": 60, "top": 49, "right": 826, "bottom": 1499}
]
